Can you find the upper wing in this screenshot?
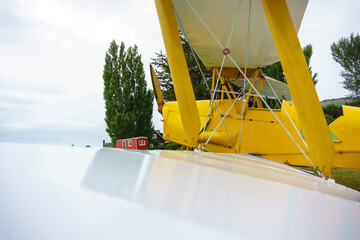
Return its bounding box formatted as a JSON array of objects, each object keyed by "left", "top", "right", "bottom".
[{"left": 172, "top": 0, "right": 308, "bottom": 68}]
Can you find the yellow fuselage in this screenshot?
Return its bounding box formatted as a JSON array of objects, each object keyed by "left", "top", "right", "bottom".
[{"left": 162, "top": 100, "right": 360, "bottom": 168}]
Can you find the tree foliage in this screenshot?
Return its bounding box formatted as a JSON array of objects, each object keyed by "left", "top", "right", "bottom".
[
  {"left": 345, "top": 98, "right": 360, "bottom": 107},
  {"left": 262, "top": 44, "right": 318, "bottom": 85},
  {"left": 322, "top": 103, "right": 340, "bottom": 123},
  {"left": 322, "top": 103, "right": 340, "bottom": 118},
  {"left": 152, "top": 35, "right": 318, "bottom": 102},
  {"left": 330, "top": 33, "right": 360, "bottom": 97},
  {"left": 103, "top": 40, "right": 154, "bottom": 144},
  {"left": 151, "top": 33, "right": 212, "bottom": 101}
]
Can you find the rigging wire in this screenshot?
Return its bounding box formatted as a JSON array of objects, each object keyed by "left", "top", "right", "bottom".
[
  {"left": 239, "top": 0, "right": 252, "bottom": 153},
  {"left": 202, "top": 95, "right": 242, "bottom": 149},
  {"left": 226, "top": 0, "right": 243, "bottom": 48},
  {"left": 199, "top": 0, "right": 246, "bottom": 150},
  {"left": 244, "top": 0, "right": 252, "bottom": 78},
  {"left": 265, "top": 78, "right": 309, "bottom": 150},
  {"left": 173, "top": 9, "right": 210, "bottom": 90},
  {"left": 227, "top": 53, "right": 324, "bottom": 177},
  {"left": 183, "top": 0, "right": 324, "bottom": 177},
  {"left": 263, "top": 78, "right": 322, "bottom": 179},
  {"left": 182, "top": 0, "right": 244, "bottom": 151},
  {"left": 174, "top": 7, "right": 237, "bottom": 151}
]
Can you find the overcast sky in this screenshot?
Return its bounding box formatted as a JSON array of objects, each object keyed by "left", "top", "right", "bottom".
[{"left": 0, "top": 0, "right": 359, "bottom": 147}]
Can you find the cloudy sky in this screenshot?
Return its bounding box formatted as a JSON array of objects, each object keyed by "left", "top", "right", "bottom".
[{"left": 0, "top": 0, "right": 359, "bottom": 147}]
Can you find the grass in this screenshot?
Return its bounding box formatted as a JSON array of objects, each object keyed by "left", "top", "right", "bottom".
[
  {"left": 331, "top": 168, "right": 360, "bottom": 192},
  {"left": 293, "top": 166, "right": 360, "bottom": 192}
]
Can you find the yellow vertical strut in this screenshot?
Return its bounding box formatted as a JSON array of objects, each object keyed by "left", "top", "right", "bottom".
[
  {"left": 261, "top": 0, "right": 334, "bottom": 177},
  {"left": 243, "top": 69, "right": 260, "bottom": 115},
  {"left": 225, "top": 78, "right": 237, "bottom": 99},
  {"left": 150, "top": 65, "right": 165, "bottom": 114},
  {"left": 214, "top": 68, "right": 234, "bottom": 100},
  {"left": 154, "top": 0, "right": 200, "bottom": 147},
  {"left": 254, "top": 77, "right": 264, "bottom": 108},
  {"left": 211, "top": 69, "right": 216, "bottom": 99}
]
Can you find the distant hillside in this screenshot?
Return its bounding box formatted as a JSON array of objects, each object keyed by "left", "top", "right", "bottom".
[{"left": 320, "top": 97, "right": 350, "bottom": 106}]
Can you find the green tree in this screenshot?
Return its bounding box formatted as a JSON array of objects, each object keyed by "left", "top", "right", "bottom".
[
  {"left": 151, "top": 33, "right": 212, "bottom": 101},
  {"left": 322, "top": 103, "right": 340, "bottom": 123},
  {"left": 103, "top": 40, "right": 154, "bottom": 144},
  {"left": 262, "top": 44, "right": 318, "bottom": 85},
  {"left": 153, "top": 38, "right": 318, "bottom": 102},
  {"left": 330, "top": 33, "right": 360, "bottom": 97},
  {"left": 345, "top": 98, "right": 360, "bottom": 107},
  {"left": 165, "top": 142, "right": 182, "bottom": 150}
]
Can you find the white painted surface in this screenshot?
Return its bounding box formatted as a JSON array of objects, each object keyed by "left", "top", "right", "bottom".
[
  {"left": 172, "top": 0, "right": 308, "bottom": 68},
  {"left": 232, "top": 75, "right": 291, "bottom": 99},
  {"left": 0, "top": 142, "right": 359, "bottom": 239}
]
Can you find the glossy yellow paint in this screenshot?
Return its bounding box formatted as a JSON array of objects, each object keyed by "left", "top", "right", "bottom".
[
  {"left": 243, "top": 69, "right": 260, "bottom": 114},
  {"left": 162, "top": 100, "right": 210, "bottom": 147},
  {"left": 253, "top": 78, "right": 264, "bottom": 108},
  {"left": 150, "top": 64, "right": 164, "bottom": 114},
  {"left": 210, "top": 67, "right": 257, "bottom": 80},
  {"left": 155, "top": 0, "right": 357, "bottom": 172},
  {"left": 154, "top": 0, "right": 200, "bottom": 147},
  {"left": 214, "top": 68, "right": 236, "bottom": 99},
  {"left": 162, "top": 99, "right": 360, "bottom": 169},
  {"left": 211, "top": 69, "right": 216, "bottom": 99},
  {"left": 261, "top": 0, "right": 334, "bottom": 177},
  {"left": 225, "top": 77, "right": 237, "bottom": 99},
  {"left": 329, "top": 106, "right": 360, "bottom": 168}
]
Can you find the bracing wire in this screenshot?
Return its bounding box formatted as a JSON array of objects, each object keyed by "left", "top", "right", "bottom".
[
  {"left": 239, "top": 0, "right": 252, "bottom": 152},
  {"left": 183, "top": 0, "right": 324, "bottom": 177},
  {"left": 183, "top": 0, "right": 245, "bottom": 151},
  {"left": 244, "top": 0, "right": 252, "bottom": 77},
  {"left": 226, "top": 0, "right": 243, "bottom": 48},
  {"left": 174, "top": 5, "right": 237, "bottom": 151},
  {"left": 263, "top": 78, "right": 324, "bottom": 177},
  {"left": 265, "top": 78, "right": 309, "bottom": 150},
  {"left": 202, "top": 94, "right": 242, "bottom": 149},
  {"left": 226, "top": 53, "right": 324, "bottom": 177},
  {"left": 173, "top": 9, "right": 210, "bottom": 90}
]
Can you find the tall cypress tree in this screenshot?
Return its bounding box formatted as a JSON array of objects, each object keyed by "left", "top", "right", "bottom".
[
  {"left": 103, "top": 40, "right": 120, "bottom": 142},
  {"left": 103, "top": 40, "right": 154, "bottom": 144}
]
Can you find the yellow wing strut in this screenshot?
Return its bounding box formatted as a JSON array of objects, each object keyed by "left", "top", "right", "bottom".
[
  {"left": 150, "top": 64, "right": 165, "bottom": 114},
  {"left": 261, "top": 0, "right": 334, "bottom": 177},
  {"left": 154, "top": 0, "right": 200, "bottom": 147}
]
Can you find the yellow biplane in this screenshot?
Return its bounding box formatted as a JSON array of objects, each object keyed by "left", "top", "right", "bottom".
[
  {"left": 1, "top": 1, "right": 359, "bottom": 238},
  {"left": 152, "top": 0, "right": 360, "bottom": 177}
]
